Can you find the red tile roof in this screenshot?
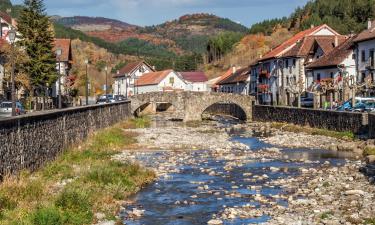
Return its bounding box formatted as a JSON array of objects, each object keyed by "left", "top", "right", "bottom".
[
  {"left": 179, "top": 72, "right": 208, "bottom": 82},
  {"left": 217, "top": 67, "right": 250, "bottom": 85},
  {"left": 53, "top": 39, "right": 71, "bottom": 62},
  {"left": 353, "top": 20, "right": 375, "bottom": 43},
  {"left": 282, "top": 35, "right": 347, "bottom": 58},
  {"left": 260, "top": 24, "right": 338, "bottom": 61},
  {"left": 0, "top": 11, "right": 12, "bottom": 25},
  {"left": 113, "top": 60, "right": 155, "bottom": 78},
  {"left": 135, "top": 70, "right": 174, "bottom": 87},
  {"left": 214, "top": 68, "right": 235, "bottom": 86},
  {"left": 306, "top": 36, "right": 356, "bottom": 69}
]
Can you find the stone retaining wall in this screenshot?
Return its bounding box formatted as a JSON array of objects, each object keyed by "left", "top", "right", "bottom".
[
  {"left": 0, "top": 101, "right": 131, "bottom": 178},
  {"left": 253, "top": 105, "right": 368, "bottom": 134}
]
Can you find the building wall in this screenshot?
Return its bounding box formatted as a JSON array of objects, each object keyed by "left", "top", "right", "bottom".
[
  {"left": 137, "top": 71, "right": 187, "bottom": 94},
  {"left": 314, "top": 28, "right": 336, "bottom": 36},
  {"left": 356, "top": 39, "right": 375, "bottom": 82},
  {"left": 219, "top": 83, "right": 249, "bottom": 95},
  {"left": 0, "top": 101, "right": 131, "bottom": 178},
  {"left": 186, "top": 82, "right": 208, "bottom": 92},
  {"left": 52, "top": 61, "right": 70, "bottom": 98}
]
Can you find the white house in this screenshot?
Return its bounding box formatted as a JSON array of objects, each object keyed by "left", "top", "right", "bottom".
[
  {"left": 52, "top": 39, "right": 72, "bottom": 101},
  {"left": 353, "top": 19, "right": 375, "bottom": 95},
  {"left": 112, "top": 61, "right": 155, "bottom": 97},
  {"left": 0, "top": 11, "right": 19, "bottom": 44},
  {"left": 135, "top": 70, "right": 187, "bottom": 94},
  {"left": 306, "top": 36, "right": 356, "bottom": 106},
  {"left": 178, "top": 71, "right": 208, "bottom": 92},
  {"left": 217, "top": 67, "right": 251, "bottom": 95}
]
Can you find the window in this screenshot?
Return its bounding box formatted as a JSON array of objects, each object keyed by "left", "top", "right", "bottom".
[
  {"left": 317, "top": 73, "right": 321, "bottom": 81},
  {"left": 370, "top": 49, "right": 374, "bottom": 67},
  {"left": 330, "top": 72, "right": 334, "bottom": 79},
  {"left": 362, "top": 50, "right": 366, "bottom": 62},
  {"left": 362, "top": 73, "right": 366, "bottom": 83},
  {"left": 169, "top": 77, "right": 175, "bottom": 85},
  {"left": 293, "top": 59, "right": 296, "bottom": 67},
  {"left": 285, "top": 59, "right": 289, "bottom": 68},
  {"left": 352, "top": 53, "right": 356, "bottom": 60}
]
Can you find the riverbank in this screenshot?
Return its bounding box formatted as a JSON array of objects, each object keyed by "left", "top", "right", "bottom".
[
  {"left": 116, "top": 119, "right": 375, "bottom": 225},
  {"left": 0, "top": 119, "right": 155, "bottom": 225}
]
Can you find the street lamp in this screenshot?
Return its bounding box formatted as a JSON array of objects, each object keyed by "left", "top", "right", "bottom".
[
  {"left": 104, "top": 66, "right": 108, "bottom": 102},
  {"left": 85, "top": 59, "right": 89, "bottom": 105},
  {"left": 56, "top": 48, "right": 62, "bottom": 109},
  {"left": 8, "top": 28, "right": 16, "bottom": 116}
]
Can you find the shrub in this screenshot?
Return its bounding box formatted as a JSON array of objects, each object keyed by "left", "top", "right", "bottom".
[{"left": 32, "top": 206, "right": 64, "bottom": 225}]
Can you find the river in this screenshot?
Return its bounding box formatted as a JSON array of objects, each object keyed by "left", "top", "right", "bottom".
[{"left": 115, "top": 116, "right": 373, "bottom": 225}]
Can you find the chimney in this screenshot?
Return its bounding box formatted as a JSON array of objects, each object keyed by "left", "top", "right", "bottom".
[
  {"left": 152, "top": 66, "right": 156, "bottom": 70},
  {"left": 334, "top": 36, "right": 338, "bottom": 47},
  {"left": 310, "top": 24, "right": 315, "bottom": 29},
  {"left": 232, "top": 66, "right": 237, "bottom": 74},
  {"left": 368, "top": 19, "right": 372, "bottom": 30}
]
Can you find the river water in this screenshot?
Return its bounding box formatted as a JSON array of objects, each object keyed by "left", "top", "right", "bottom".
[{"left": 121, "top": 118, "right": 356, "bottom": 225}]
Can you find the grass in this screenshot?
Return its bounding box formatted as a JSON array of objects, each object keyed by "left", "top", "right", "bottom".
[
  {"left": 270, "top": 122, "right": 355, "bottom": 140},
  {"left": 0, "top": 120, "right": 155, "bottom": 225},
  {"left": 320, "top": 211, "right": 333, "bottom": 220},
  {"left": 122, "top": 116, "right": 151, "bottom": 129},
  {"left": 365, "top": 218, "right": 375, "bottom": 225},
  {"left": 364, "top": 147, "right": 375, "bottom": 156}
]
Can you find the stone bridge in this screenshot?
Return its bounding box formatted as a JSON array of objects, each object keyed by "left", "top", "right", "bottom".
[{"left": 130, "top": 92, "right": 254, "bottom": 122}]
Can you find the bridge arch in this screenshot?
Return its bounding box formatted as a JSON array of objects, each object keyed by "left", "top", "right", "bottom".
[
  {"left": 130, "top": 92, "right": 254, "bottom": 122},
  {"left": 202, "top": 102, "right": 247, "bottom": 121}
]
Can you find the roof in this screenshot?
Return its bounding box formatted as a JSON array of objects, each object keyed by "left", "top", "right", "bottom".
[
  {"left": 53, "top": 39, "right": 71, "bottom": 62},
  {"left": 283, "top": 35, "right": 346, "bottom": 58},
  {"left": 214, "top": 68, "right": 235, "bottom": 86},
  {"left": 306, "top": 36, "right": 356, "bottom": 69},
  {"left": 260, "top": 24, "right": 339, "bottom": 61},
  {"left": 0, "top": 11, "right": 12, "bottom": 25},
  {"left": 135, "top": 70, "right": 174, "bottom": 87},
  {"left": 217, "top": 67, "right": 250, "bottom": 85},
  {"left": 114, "top": 61, "right": 155, "bottom": 78},
  {"left": 179, "top": 72, "right": 208, "bottom": 83},
  {"left": 353, "top": 20, "right": 375, "bottom": 43}
]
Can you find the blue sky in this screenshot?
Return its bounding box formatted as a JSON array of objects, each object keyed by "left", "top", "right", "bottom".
[{"left": 11, "top": 0, "right": 310, "bottom": 27}]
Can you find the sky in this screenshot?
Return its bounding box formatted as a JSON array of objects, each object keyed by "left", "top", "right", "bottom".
[{"left": 11, "top": 0, "right": 310, "bottom": 27}]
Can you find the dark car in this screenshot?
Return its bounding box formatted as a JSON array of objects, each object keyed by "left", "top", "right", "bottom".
[{"left": 301, "top": 97, "right": 314, "bottom": 108}]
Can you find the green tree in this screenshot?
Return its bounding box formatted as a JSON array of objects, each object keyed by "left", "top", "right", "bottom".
[{"left": 17, "top": 0, "right": 57, "bottom": 99}]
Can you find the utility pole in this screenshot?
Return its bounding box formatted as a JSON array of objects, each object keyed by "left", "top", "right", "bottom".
[
  {"left": 9, "top": 29, "right": 16, "bottom": 116},
  {"left": 85, "top": 59, "right": 89, "bottom": 105},
  {"left": 56, "top": 48, "right": 62, "bottom": 109},
  {"left": 105, "top": 66, "right": 108, "bottom": 102}
]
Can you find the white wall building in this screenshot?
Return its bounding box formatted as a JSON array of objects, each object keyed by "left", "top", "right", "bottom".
[
  {"left": 113, "top": 61, "right": 155, "bottom": 97},
  {"left": 217, "top": 67, "right": 250, "bottom": 95},
  {"left": 136, "top": 70, "right": 187, "bottom": 94},
  {"left": 178, "top": 72, "right": 208, "bottom": 92}
]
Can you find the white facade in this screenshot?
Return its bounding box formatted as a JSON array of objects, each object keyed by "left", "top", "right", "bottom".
[
  {"left": 185, "top": 82, "right": 208, "bottom": 92},
  {"left": 113, "top": 63, "right": 154, "bottom": 96},
  {"left": 219, "top": 82, "right": 249, "bottom": 95},
  {"left": 52, "top": 61, "right": 70, "bottom": 98},
  {"left": 356, "top": 39, "right": 375, "bottom": 83},
  {"left": 137, "top": 71, "right": 187, "bottom": 94}
]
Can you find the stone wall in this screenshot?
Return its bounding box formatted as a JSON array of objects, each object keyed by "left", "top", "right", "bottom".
[
  {"left": 203, "top": 103, "right": 247, "bottom": 120},
  {"left": 0, "top": 101, "right": 131, "bottom": 179},
  {"left": 368, "top": 113, "right": 375, "bottom": 138},
  {"left": 253, "top": 105, "right": 368, "bottom": 134}
]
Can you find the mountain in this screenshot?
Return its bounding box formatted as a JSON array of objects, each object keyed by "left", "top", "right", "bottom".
[{"left": 54, "top": 13, "right": 249, "bottom": 54}]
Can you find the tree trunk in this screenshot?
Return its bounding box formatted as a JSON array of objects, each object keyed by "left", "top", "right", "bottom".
[{"left": 297, "top": 93, "right": 301, "bottom": 108}]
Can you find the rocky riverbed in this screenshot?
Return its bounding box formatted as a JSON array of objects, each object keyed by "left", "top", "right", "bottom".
[{"left": 112, "top": 119, "right": 375, "bottom": 225}]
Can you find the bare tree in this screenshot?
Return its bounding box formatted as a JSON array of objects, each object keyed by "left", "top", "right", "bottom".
[{"left": 286, "top": 75, "right": 304, "bottom": 108}]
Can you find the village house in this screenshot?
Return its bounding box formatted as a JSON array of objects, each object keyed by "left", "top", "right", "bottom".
[
  {"left": 0, "top": 39, "right": 7, "bottom": 100},
  {"left": 353, "top": 20, "right": 375, "bottom": 96},
  {"left": 178, "top": 71, "right": 208, "bottom": 92},
  {"left": 0, "top": 11, "right": 18, "bottom": 43},
  {"left": 209, "top": 67, "right": 237, "bottom": 92},
  {"left": 112, "top": 61, "right": 155, "bottom": 97},
  {"left": 251, "top": 24, "right": 343, "bottom": 105},
  {"left": 306, "top": 36, "right": 357, "bottom": 107},
  {"left": 135, "top": 70, "right": 187, "bottom": 94},
  {"left": 52, "top": 39, "right": 72, "bottom": 104},
  {"left": 217, "top": 67, "right": 250, "bottom": 95}
]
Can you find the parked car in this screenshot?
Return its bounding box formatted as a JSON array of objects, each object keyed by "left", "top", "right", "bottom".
[
  {"left": 300, "top": 97, "right": 314, "bottom": 108},
  {"left": 114, "top": 95, "right": 126, "bottom": 101},
  {"left": 0, "top": 101, "right": 26, "bottom": 117},
  {"left": 96, "top": 95, "right": 115, "bottom": 104}
]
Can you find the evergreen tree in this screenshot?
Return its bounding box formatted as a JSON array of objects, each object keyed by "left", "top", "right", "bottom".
[{"left": 17, "top": 0, "right": 56, "bottom": 97}]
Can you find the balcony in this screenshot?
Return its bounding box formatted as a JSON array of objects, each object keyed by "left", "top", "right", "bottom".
[
  {"left": 257, "top": 84, "right": 270, "bottom": 93},
  {"left": 259, "top": 69, "right": 271, "bottom": 79}
]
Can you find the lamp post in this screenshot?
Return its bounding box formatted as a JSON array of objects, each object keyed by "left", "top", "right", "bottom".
[
  {"left": 56, "top": 48, "right": 62, "bottom": 109},
  {"left": 104, "top": 66, "right": 108, "bottom": 102},
  {"left": 85, "top": 59, "right": 89, "bottom": 105},
  {"left": 8, "top": 28, "right": 16, "bottom": 116}
]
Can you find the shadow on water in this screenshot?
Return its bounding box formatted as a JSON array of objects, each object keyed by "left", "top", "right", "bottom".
[{"left": 122, "top": 116, "right": 355, "bottom": 225}]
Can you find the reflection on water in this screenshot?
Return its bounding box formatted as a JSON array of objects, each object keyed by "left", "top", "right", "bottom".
[{"left": 123, "top": 117, "right": 354, "bottom": 225}]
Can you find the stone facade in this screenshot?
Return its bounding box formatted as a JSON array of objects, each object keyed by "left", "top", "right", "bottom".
[
  {"left": 253, "top": 105, "right": 368, "bottom": 134},
  {"left": 0, "top": 101, "right": 131, "bottom": 179},
  {"left": 130, "top": 92, "right": 254, "bottom": 122}
]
